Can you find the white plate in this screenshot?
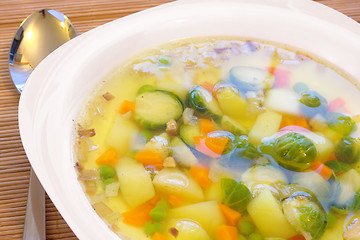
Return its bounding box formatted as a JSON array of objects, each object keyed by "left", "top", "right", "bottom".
[{"left": 18, "top": 0, "right": 360, "bottom": 239}]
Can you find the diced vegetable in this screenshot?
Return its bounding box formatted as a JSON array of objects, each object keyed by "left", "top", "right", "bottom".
[
  {"left": 179, "top": 124, "right": 200, "bottom": 146},
  {"left": 241, "top": 165, "right": 288, "bottom": 186},
  {"left": 99, "top": 165, "right": 116, "bottom": 180},
  {"left": 282, "top": 191, "right": 327, "bottom": 240},
  {"left": 152, "top": 233, "right": 168, "bottom": 240},
  {"left": 343, "top": 217, "right": 360, "bottom": 240},
  {"left": 116, "top": 158, "right": 156, "bottom": 207},
  {"left": 291, "top": 171, "right": 331, "bottom": 200},
  {"left": 165, "top": 218, "right": 211, "bottom": 240},
  {"left": 273, "top": 132, "right": 317, "bottom": 171},
  {"left": 194, "top": 131, "right": 233, "bottom": 158},
  {"left": 144, "top": 221, "right": 164, "bottom": 236},
  {"left": 145, "top": 133, "right": 171, "bottom": 159},
  {"left": 238, "top": 221, "right": 255, "bottom": 235},
  {"left": 153, "top": 168, "right": 204, "bottom": 202},
  {"left": 264, "top": 88, "right": 300, "bottom": 116},
  {"left": 166, "top": 194, "right": 184, "bottom": 207},
  {"left": 119, "top": 100, "right": 136, "bottom": 114},
  {"left": 199, "top": 118, "right": 215, "bottom": 135},
  {"left": 122, "top": 195, "right": 160, "bottom": 227},
  {"left": 204, "top": 181, "right": 222, "bottom": 202},
  {"left": 310, "top": 161, "right": 333, "bottom": 181},
  {"left": 169, "top": 201, "right": 225, "bottom": 236},
  {"left": 134, "top": 150, "right": 164, "bottom": 170},
  {"left": 95, "top": 148, "right": 119, "bottom": 166},
  {"left": 105, "top": 181, "right": 120, "bottom": 197},
  {"left": 325, "top": 160, "right": 352, "bottom": 176},
  {"left": 219, "top": 203, "right": 241, "bottom": 226},
  {"left": 335, "top": 136, "right": 360, "bottom": 164},
  {"left": 215, "top": 85, "right": 247, "bottom": 119},
  {"left": 186, "top": 85, "right": 222, "bottom": 121},
  {"left": 149, "top": 204, "right": 167, "bottom": 221},
  {"left": 248, "top": 110, "right": 282, "bottom": 146},
  {"left": 166, "top": 119, "right": 178, "bottom": 136},
  {"left": 327, "top": 112, "right": 356, "bottom": 136},
  {"left": 299, "top": 91, "right": 328, "bottom": 119},
  {"left": 170, "top": 137, "right": 198, "bottom": 167},
  {"left": 189, "top": 164, "right": 212, "bottom": 188},
  {"left": 221, "top": 178, "right": 251, "bottom": 212},
  {"left": 247, "top": 189, "right": 298, "bottom": 238},
  {"left": 135, "top": 90, "right": 184, "bottom": 129},
  {"left": 234, "top": 135, "right": 260, "bottom": 160},
  {"left": 248, "top": 232, "right": 264, "bottom": 240},
  {"left": 221, "top": 115, "right": 248, "bottom": 135},
  {"left": 215, "top": 225, "right": 238, "bottom": 240},
  {"left": 229, "top": 66, "right": 274, "bottom": 92},
  {"left": 333, "top": 169, "right": 360, "bottom": 213}
]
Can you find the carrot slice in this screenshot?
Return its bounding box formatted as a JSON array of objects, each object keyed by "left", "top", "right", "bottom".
[
  {"left": 288, "top": 235, "right": 306, "bottom": 240},
  {"left": 189, "top": 164, "right": 212, "bottom": 188},
  {"left": 219, "top": 204, "right": 241, "bottom": 226},
  {"left": 311, "top": 160, "right": 333, "bottom": 180},
  {"left": 280, "top": 116, "right": 310, "bottom": 130},
  {"left": 215, "top": 225, "right": 238, "bottom": 240},
  {"left": 122, "top": 195, "right": 160, "bottom": 227},
  {"left": 152, "top": 233, "right": 168, "bottom": 240},
  {"left": 119, "top": 100, "right": 136, "bottom": 114},
  {"left": 199, "top": 118, "right": 215, "bottom": 135},
  {"left": 134, "top": 150, "right": 164, "bottom": 170},
  {"left": 167, "top": 194, "right": 184, "bottom": 207},
  {"left": 95, "top": 148, "right": 118, "bottom": 166},
  {"left": 194, "top": 135, "right": 230, "bottom": 158}
]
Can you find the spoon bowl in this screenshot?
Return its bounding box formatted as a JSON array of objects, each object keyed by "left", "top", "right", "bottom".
[{"left": 9, "top": 9, "right": 77, "bottom": 92}]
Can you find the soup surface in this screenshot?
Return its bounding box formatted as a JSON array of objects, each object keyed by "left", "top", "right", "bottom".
[{"left": 74, "top": 38, "right": 360, "bottom": 240}]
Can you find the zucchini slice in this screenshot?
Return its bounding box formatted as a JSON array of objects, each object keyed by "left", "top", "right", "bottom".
[
  {"left": 186, "top": 86, "right": 222, "bottom": 121},
  {"left": 135, "top": 90, "right": 184, "bottom": 129}
]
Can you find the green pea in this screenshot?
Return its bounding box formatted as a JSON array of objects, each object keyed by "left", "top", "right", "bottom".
[
  {"left": 248, "top": 232, "right": 264, "bottom": 240},
  {"left": 300, "top": 91, "right": 321, "bottom": 108},
  {"left": 99, "top": 165, "right": 116, "bottom": 180},
  {"left": 144, "top": 221, "right": 164, "bottom": 236},
  {"left": 238, "top": 234, "right": 247, "bottom": 240},
  {"left": 238, "top": 221, "right": 255, "bottom": 235},
  {"left": 103, "top": 178, "right": 117, "bottom": 186},
  {"left": 150, "top": 206, "right": 167, "bottom": 221},
  {"left": 159, "top": 56, "right": 171, "bottom": 65}
]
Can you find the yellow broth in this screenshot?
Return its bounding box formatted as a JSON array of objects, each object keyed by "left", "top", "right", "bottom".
[{"left": 74, "top": 38, "right": 360, "bottom": 240}]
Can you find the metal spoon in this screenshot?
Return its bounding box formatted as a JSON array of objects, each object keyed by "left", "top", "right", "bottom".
[{"left": 8, "top": 9, "right": 77, "bottom": 240}]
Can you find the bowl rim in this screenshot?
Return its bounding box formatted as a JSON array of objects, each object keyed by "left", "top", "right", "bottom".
[{"left": 18, "top": 0, "right": 360, "bottom": 239}]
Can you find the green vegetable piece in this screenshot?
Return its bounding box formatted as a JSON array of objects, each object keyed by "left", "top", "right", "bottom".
[
  {"left": 140, "top": 129, "right": 153, "bottom": 142},
  {"left": 326, "top": 212, "right": 336, "bottom": 228},
  {"left": 293, "top": 82, "right": 309, "bottom": 94},
  {"left": 248, "top": 232, "right": 264, "bottom": 240},
  {"left": 235, "top": 135, "right": 260, "bottom": 160},
  {"left": 221, "top": 178, "right": 251, "bottom": 212},
  {"left": 99, "top": 165, "right": 116, "bottom": 180},
  {"left": 144, "top": 221, "right": 164, "bottom": 236},
  {"left": 186, "top": 85, "right": 222, "bottom": 121},
  {"left": 238, "top": 234, "right": 247, "bottom": 240},
  {"left": 149, "top": 205, "right": 167, "bottom": 222},
  {"left": 137, "top": 84, "right": 155, "bottom": 95},
  {"left": 300, "top": 91, "right": 321, "bottom": 108},
  {"left": 221, "top": 115, "right": 248, "bottom": 135},
  {"left": 238, "top": 221, "right": 255, "bottom": 235},
  {"left": 274, "top": 132, "right": 317, "bottom": 171},
  {"left": 282, "top": 191, "right": 327, "bottom": 240},
  {"left": 335, "top": 136, "right": 360, "bottom": 164},
  {"left": 207, "top": 130, "right": 236, "bottom": 155},
  {"left": 327, "top": 112, "right": 356, "bottom": 136},
  {"left": 324, "top": 160, "right": 352, "bottom": 176},
  {"left": 135, "top": 90, "right": 184, "bottom": 130},
  {"left": 179, "top": 124, "right": 200, "bottom": 147},
  {"left": 103, "top": 178, "right": 117, "bottom": 186},
  {"left": 158, "top": 56, "right": 171, "bottom": 66}
]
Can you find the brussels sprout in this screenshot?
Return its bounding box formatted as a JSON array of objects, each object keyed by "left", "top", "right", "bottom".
[
  {"left": 186, "top": 86, "right": 222, "bottom": 121},
  {"left": 327, "top": 112, "right": 356, "bottom": 136},
  {"left": 274, "top": 132, "right": 317, "bottom": 171},
  {"left": 207, "top": 130, "right": 236, "bottom": 155},
  {"left": 324, "top": 160, "right": 352, "bottom": 176},
  {"left": 335, "top": 136, "right": 360, "bottom": 164},
  {"left": 282, "top": 191, "right": 327, "bottom": 240},
  {"left": 221, "top": 178, "right": 251, "bottom": 212},
  {"left": 235, "top": 135, "right": 260, "bottom": 160},
  {"left": 299, "top": 91, "right": 327, "bottom": 118}
]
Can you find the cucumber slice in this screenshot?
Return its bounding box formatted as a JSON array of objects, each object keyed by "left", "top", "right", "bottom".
[
  {"left": 186, "top": 86, "right": 222, "bottom": 121},
  {"left": 135, "top": 90, "right": 184, "bottom": 129},
  {"left": 230, "top": 66, "right": 274, "bottom": 92},
  {"left": 179, "top": 124, "right": 201, "bottom": 146},
  {"left": 221, "top": 115, "right": 248, "bottom": 135}
]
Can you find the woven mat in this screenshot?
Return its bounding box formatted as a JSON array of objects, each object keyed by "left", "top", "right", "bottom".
[{"left": 0, "top": 0, "right": 359, "bottom": 239}]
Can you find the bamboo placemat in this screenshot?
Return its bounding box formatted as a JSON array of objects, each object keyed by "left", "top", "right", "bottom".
[{"left": 0, "top": 0, "right": 359, "bottom": 239}]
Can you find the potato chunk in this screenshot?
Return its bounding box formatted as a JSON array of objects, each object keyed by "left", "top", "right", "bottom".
[{"left": 165, "top": 219, "right": 211, "bottom": 240}]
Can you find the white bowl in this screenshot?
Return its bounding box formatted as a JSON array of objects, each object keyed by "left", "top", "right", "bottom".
[{"left": 18, "top": 0, "right": 360, "bottom": 239}]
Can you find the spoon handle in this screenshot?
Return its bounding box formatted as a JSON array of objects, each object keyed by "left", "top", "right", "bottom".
[{"left": 23, "top": 169, "right": 45, "bottom": 240}]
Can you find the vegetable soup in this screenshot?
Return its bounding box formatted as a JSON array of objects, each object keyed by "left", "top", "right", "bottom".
[{"left": 74, "top": 38, "right": 360, "bottom": 240}]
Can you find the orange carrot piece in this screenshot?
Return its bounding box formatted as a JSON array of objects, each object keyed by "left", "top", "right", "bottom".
[
  {"left": 119, "top": 100, "right": 135, "bottom": 114},
  {"left": 288, "top": 235, "right": 306, "bottom": 240},
  {"left": 216, "top": 225, "right": 238, "bottom": 240},
  {"left": 189, "top": 164, "right": 212, "bottom": 188},
  {"left": 311, "top": 160, "right": 333, "bottom": 180},
  {"left": 280, "top": 116, "right": 310, "bottom": 130},
  {"left": 205, "top": 136, "right": 230, "bottom": 155},
  {"left": 152, "top": 233, "right": 168, "bottom": 240},
  {"left": 167, "top": 194, "right": 184, "bottom": 207},
  {"left": 95, "top": 148, "right": 118, "bottom": 166},
  {"left": 122, "top": 195, "right": 160, "bottom": 227},
  {"left": 134, "top": 150, "right": 164, "bottom": 170},
  {"left": 219, "top": 204, "right": 241, "bottom": 226},
  {"left": 200, "top": 82, "right": 215, "bottom": 93},
  {"left": 194, "top": 136, "right": 220, "bottom": 158},
  {"left": 199, "top": 118, "right": 215, "bottom": 135}
]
